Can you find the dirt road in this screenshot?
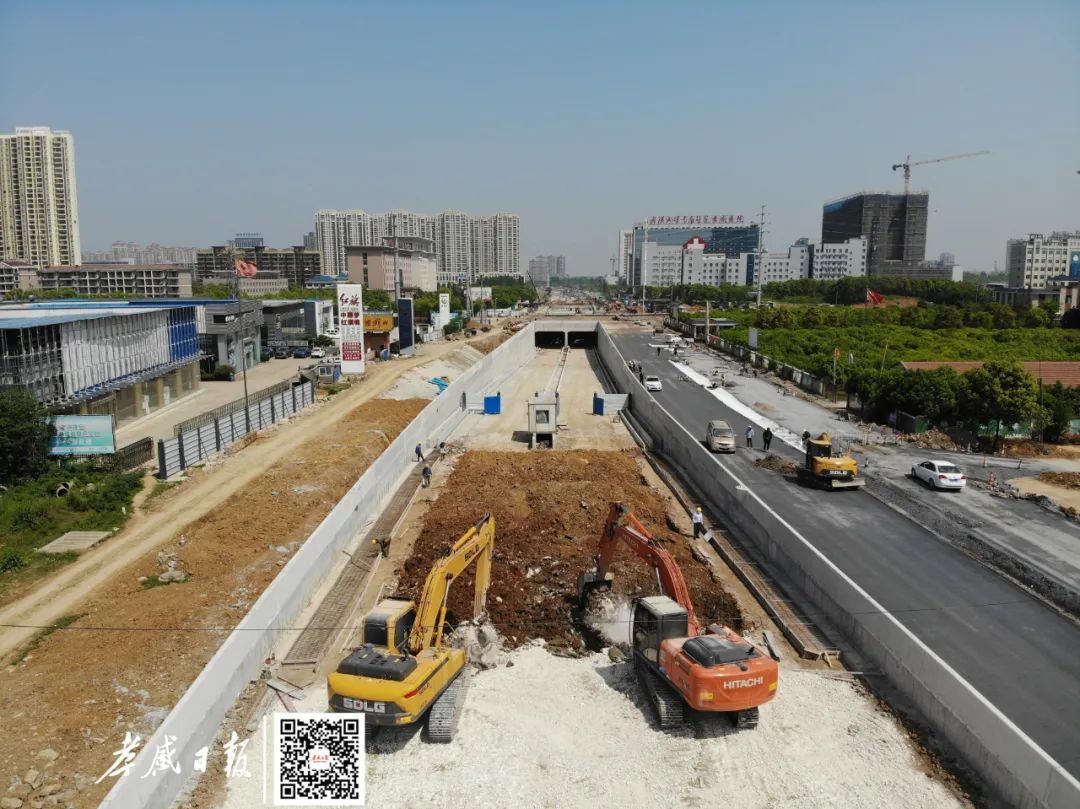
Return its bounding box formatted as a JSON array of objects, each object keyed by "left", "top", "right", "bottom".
[{"left": 0, "top": 340, "right": 483, "bottom": 661}]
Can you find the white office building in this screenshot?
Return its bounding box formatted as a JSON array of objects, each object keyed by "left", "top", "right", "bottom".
[
  {"left": 316, "top": 208, "right": 519, "bottom": 284},
  {"left": 1006, "top": 232, "right": 1080, "bottom": 289},
  {"left": 0, "top": 127, "right": 81, "bottom": 267},
  {"left": 811, "top": 237, "right": 867, "bottom": 281},
  {"left": 680, "top": 237, "right": 749, "bottom": 286}
]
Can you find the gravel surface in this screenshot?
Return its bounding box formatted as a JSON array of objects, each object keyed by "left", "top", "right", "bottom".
[{"left": 218, "top": 645, "right": 969, "bottom": 809}]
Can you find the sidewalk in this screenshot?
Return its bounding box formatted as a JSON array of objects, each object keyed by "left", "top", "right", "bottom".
[{"left": 115, "top": 357, "right": 310, "bottom": 443}]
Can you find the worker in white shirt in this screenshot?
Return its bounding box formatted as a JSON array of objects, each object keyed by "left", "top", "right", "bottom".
[{"left": 691, "top": 506, "right": 705, "bottom": 539}]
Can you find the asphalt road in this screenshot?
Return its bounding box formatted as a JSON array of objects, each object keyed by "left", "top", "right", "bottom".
[{"left": 615, "top": 332, "right": 1080, "bottom": 778}]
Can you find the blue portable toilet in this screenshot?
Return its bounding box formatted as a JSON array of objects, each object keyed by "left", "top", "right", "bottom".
[
  {"left": 483, "top": 394, "right": 501, "bottom": 415},
  {"left": 592, "top": 393, "right": 603, "bottom": 415}
]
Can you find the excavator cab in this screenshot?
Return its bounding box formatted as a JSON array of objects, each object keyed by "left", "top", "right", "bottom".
[
  {"left": 359, "top": 599, "right": 417, "bottom": 656},
  {"left": 798, "top": 433, "right": 865, "bottom": 490},
  {"left": 632, "top": 596, "right": 689, "bottom": 664}
]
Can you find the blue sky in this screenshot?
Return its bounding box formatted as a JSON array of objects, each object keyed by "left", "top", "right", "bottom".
[{"left": 1, "top": 0, "right": 1077, "bottom": 274}]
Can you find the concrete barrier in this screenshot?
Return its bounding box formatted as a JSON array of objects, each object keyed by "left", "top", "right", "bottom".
[
  {"left": 101, "top": 324, "right": 538, "bottom": 809},
  {"left": 596, "top": 325, "right": 1080, "bottom": 809}
]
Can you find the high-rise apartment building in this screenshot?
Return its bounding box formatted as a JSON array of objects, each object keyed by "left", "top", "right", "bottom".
[
  {"left": 0, "top": 127, "right": 81, "bottom": 267},
  {"left": 821, "top": 192, "right": 928, "bottom": 277},
  {"left": 82, "top": 241, "right": 197, "bottom": 266},
  {"left": 527, "top": 255, "right": 567, "bottom": 286},
  {"left": 315, "top": 208, "right": 520, "bottom": 284},
  {"left": 1006, "top": 232, "right": 1080, "bottom": 289},
  {"left": 616, "top": 230, "right": 633, "bottom": 282}
]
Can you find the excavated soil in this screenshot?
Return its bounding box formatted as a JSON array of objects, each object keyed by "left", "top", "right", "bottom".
[
  {"left": 0, "top": 398, "right": 427, "bottom": 809},
  {"left": 395, "top": 450, "right": 742, "bottom": 654},
  {"left": 1036, "top": 471, "right": 1080, "bottom": 490},
  {"left": 755, "top": 454, "right": 798, "bottom": 475}
]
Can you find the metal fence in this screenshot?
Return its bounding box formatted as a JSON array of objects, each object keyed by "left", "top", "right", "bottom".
[
  {"left": 108, "top": 436, "right": 155, "bottom": 471},
  {"left": 173, "top": 377, "right": 296, "bottom": 436},
  {"left": 157, "top": 381, "right": 314, "bottom": 479}
]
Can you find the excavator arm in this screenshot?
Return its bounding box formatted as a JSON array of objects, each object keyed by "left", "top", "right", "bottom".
[
  {"left": 408, "top": 513, "right": 495, "bottom": 654},
  {"left": 583, "top": 503, "right": 700, "bottom": 632}
]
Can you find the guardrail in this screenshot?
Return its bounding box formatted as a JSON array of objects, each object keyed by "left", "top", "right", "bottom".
[{"left": 597, "top": 324, "right": 1079, "bottom": 809}]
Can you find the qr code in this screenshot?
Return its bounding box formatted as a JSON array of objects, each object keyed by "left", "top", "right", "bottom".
[{"left": 273, "top": 713, "right": 365, "bottom": 806}]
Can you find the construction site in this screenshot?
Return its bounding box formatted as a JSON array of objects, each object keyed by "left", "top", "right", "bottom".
[{"left": 3, "top": 315, "right": 1076, "bottom": 809}]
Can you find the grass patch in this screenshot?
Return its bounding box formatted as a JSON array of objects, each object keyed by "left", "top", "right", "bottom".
[
  {"left": 140, "top": 575, "right": 189, "bottom": 590},
  {"left": 324, "top": 382, "right": 352, "bottom": 396},
  {"left": 144, "top": 479, "right": 182, "bottom": 506},
  {"left": 9, "top": 612, "right": 87, "bottom": 665},
  {"left": 0, "top": 467, "right": 144, "bottom": 604}
]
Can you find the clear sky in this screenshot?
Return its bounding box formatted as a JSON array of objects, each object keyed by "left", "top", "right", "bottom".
[{"left": 2, "top": 0, "right": 1077, "bottom": 275}]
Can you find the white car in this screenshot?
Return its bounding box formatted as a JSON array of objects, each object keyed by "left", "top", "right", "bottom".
[
  {"left": 911, "top": 460, "right": 966, "bottom": 491},
  {"left": 310, "top": 347, "right": 326, "bottom": 359},
  {"left": 644, "top": 375, "right": 662, "bottom": 391}
]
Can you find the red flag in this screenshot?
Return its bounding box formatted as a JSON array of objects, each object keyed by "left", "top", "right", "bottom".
[
  {"left": 866, "top": 288, "right": 885, "bottom": 305},
  {"left": 235, "top": 258, "right": 258, "bottom": 278}
]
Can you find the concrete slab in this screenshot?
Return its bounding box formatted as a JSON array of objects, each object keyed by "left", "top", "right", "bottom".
[{"left": 37, "top": 531, "right": 111, "bottom": 555}]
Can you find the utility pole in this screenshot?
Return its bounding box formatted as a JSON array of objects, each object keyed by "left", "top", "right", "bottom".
[
  {"left": 754, "top": 205, "right": 767, "bottom": 308},
  {"left": 226, "top": 247, "right": 252, "bottom": 433},
  {"left": 640, "top": 219, "right": 649, "bottom": 314},
  {"left": 392, "top": 217, "right": 402, "bottom": 303}
]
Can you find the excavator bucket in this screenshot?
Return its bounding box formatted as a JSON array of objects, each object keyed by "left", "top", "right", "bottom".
[{"left": 576, "top": 569, "right": 614, "bottom": 606}]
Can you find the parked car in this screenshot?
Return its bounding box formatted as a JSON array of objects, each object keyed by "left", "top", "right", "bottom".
[
  {"left": 293, "top": 346, "right": 312, "bottom": 359},
  {"left": 644, "top": 375, "right": 663, "bottom": 391},
  {"left": 910, "top": 460, "right": 966, "bottom": 491},
  {"left": 310, "top": 347, "right": 326, "bottom": 358},
  {"left": 705, "top": 419, "right": 736, "bottom": 453},
  {"left": 273, "top": 346, "right": 290, "bottom": 359}
]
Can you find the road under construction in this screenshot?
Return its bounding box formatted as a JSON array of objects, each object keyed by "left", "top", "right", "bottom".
[{"left": 96, "top": 317, "right": 1079, "bottom": 809}]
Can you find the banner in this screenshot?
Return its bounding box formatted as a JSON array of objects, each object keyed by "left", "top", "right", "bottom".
[
  {"left": 1070, "top": 250, "right": 1080, "bottom": 279},
  {"left": 397, "top": 298, "right": 415, "bottom": 356},
  {"left": 748, "top": 327, "right": 758, "bottom": 349},
  {"left": 49, "top": 415, "right": 116, "bottom": 456},
  {"left": 337, "top": 283, "right": 365, "bottom": 375}
]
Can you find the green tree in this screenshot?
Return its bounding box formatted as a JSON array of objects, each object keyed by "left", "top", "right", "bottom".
[
  {"left": 1021, "top": 306, "right": 1052, "bottom": 328},
  {"left": 962, "top": 361, "right": 1042, "bottom": 447},
  {"left": 1062, "top": 308, "right": 1080, "bottom": 329},
  {"left": 0, "top": 389, "right": 53, "bottom": 484}
]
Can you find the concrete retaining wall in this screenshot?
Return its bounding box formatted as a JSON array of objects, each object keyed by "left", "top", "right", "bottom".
[
  {"left": 101, "top": 325, "right": 538, "bottom": 809},
  {"left": 596, "top": 325, "right": 1080, "bottom": 809}
]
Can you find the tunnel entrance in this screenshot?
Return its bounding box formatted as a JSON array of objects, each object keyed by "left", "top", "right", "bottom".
[
  {"left": 534, "top": 331, "right": 565, "bottom": 349},
  {"left": 567, "top": 331, "right": 597, "bottom": 349}
]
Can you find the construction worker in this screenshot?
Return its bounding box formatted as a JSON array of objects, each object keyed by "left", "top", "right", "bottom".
[
  {"left": 656, "top": 346, "right": 661, "bottom": 356},
  {"left": 422, "top": 464, "right": 432, "bottom": 487},
  {"left": 639, "top": 369, "right": 644, "bottom": 384},
  {"left": 802, "top": 430, "right": 811, "bottom": 445},
  {"left": 745, "top": 425, "right": 754, "bottom": 448},
  {"left": 691, "top": 507, "right": 705, "bottom": 539},
  {"left": 372, "top": 538, "right": 390, "bottom": 558},
  {"left": 414, "top": 442, "right": 424, "bottom": 463},
  {"left": 763, "top": 427, "right": 773, "bottom": 451}
]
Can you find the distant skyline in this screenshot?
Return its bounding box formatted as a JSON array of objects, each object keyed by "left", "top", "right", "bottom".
[{"left": 2, "top": 0, "right": 1077, "bottom": 275}]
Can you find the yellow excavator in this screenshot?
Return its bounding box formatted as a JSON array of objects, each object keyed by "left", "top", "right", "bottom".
[
  {"left": 327, "top": 514, "right": 494, "bottom": 741},
  {"left": 796, "top": 432, "right": 865, "bottom": 490}
]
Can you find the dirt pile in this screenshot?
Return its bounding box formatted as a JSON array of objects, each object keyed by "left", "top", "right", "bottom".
[
  {"left": 394, "top": 450, "right": 741, "bottom": 655},
  {"left": 1036, "top": 471, "right": 1080, "bottom": 491},
  {"left": 901, "top": 428, "right": 962, "bottom": 451},
  {"left": 0, "top": 397, "right": 427, "bottom": 808},
  {"left": 755, "top": 454, "right": 797, "bottom": 475}
]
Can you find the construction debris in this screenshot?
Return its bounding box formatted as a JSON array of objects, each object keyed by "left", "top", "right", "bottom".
[{"left": 754, "top": 454, "right": 798, "bottom": 475}]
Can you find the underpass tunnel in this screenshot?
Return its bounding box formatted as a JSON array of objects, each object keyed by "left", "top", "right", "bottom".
[
  {"left": 535, "top": 331, "right": 565, "bottom": 349},
  {"left": 567, "top": 331, "right": 597, "bottom": 349}
]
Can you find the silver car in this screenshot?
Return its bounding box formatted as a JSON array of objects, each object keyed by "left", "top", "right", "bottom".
[{"left": 911, "top": 460, "right": 966, "bottom": 491}]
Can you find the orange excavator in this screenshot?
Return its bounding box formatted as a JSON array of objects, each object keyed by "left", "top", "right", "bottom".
[{"left": 578, "top": 503, "right": 779, "bottom": 729}]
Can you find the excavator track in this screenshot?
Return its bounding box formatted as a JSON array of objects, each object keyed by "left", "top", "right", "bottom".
[
  {"left": 425, "top": 672, "right": 468, "bottom": 743},
  {"left": 634, "top": 657, "right": 685, "bottom": 729},
  {"left": 734, "top": 707, "right": 759, "bottom": 730}
]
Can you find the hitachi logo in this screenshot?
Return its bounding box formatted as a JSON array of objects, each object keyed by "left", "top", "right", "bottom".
[{"left": 723, "top": 676, "right": 764, "bottom": 690}]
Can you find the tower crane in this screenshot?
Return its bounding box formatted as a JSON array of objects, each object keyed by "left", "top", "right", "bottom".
[{"left": 891, "top": 150, "right": 989, "bottom": 195}]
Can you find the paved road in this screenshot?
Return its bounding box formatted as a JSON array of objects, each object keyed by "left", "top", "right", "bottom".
[{"left": 615, "top": 332, "right": 1080, "bottom": 778}]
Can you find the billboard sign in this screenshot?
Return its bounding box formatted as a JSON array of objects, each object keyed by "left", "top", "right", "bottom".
[
  {"left": 397, "top": 298, "right": 415, "bottom": 356},
  {"left": 437, "top": 293, "right": 450, "bottom": 330},
  {"left": 1071, "top": 250, "right": 1080, "bottom": 279},
  {"left": 337, "top": 283, "right": 365, "bottom": 375},
  {"left": 363, "top": 313, "right": 394, "bottom": 331},
  {"left": 469, "top": 287, "right": 493, "bottom": 302},
  {"left": 644, "top": 215, "right": 745, "bottom": 227},
  {"left": 48, "top": 415, "right": 116, "bottom": 456}
]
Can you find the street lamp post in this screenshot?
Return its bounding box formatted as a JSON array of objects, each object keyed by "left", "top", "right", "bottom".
[{"left": 227, "top": 247, "right": 252, "bottom": 433}]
